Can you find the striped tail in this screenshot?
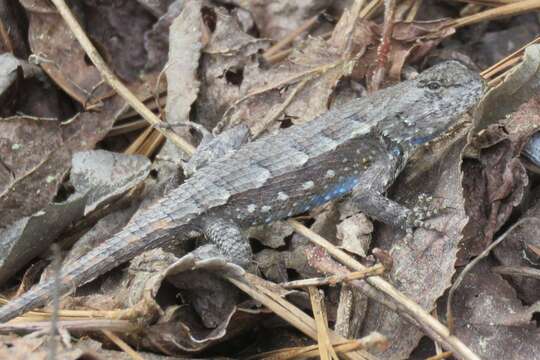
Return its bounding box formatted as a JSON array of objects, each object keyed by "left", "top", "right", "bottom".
[{"left": 0, "top": 218, "right": 183, "bottom": 323}]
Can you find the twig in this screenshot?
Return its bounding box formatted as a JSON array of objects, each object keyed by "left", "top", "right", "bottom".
[
  {"left": 47, "top": 244, "right": 61, "bottom": 360},
  {"left": 251, "top": 77, "right": 310, "bottom": 138},
  {"left": 287, "top": 219, "right": 481, "bottom": 360},
  {"left": 450, "top": 0, "right": 540, "bottom": 29},
  {"left": 124, "top": 126, "right": 154, "bottom": 155},
  {"left": 359, "top": 0, "right": 384, "bottom": 19},
  {"left": 107, "top": 120, "right": 149, "bottom": 137},
  {"left": 431, "top": 309, "right": 445, "bottom": 356},
  {"left": 446, "top": 217, "right": 540, "bottom": 333},
  {"left": 264, "top": 48, "right": 293, "bottom": 65},
  {"left": 102, "top": 330, "right": 145, "bottom": 360},
  {"left": 139, "top": 129, "right": 165, "bottom": 157},
  {"left": 0, "top": 319, "right": 137, "bottom": 334},
  {"left": 308, "top": 287, "right": 339, "bottom": 360},
  {"left": 263, "top": 15, "right": 322, "bottom": 60},
  {"left": 246, "top": 336, "right": 387, "bottom": 360},
  {"left": 370, "top": 0, "right": 396, "bottom": 91},
  {"left": 281, "top": 264, "right": 385, "bottom": 288},
  {"left": 481, "top": 36, "right": 539, "bottom": 79},
  {"left": 154, "top": 63, "right": 170, "bottom": 120},
  {"left": 0, "top": 114, "right": 57, "bottom": 122},
  {"left": 49, "top": 0, "right": 195, "bottom": 156},
  {"left": 451, "top": 0, "right": 522, "bottom": 5},
  {"left": 405, "top": 0, "right": 423, "bottom": 21},
  {"left": 426, "top": 351, "right": 454, "bottom": 360},
  {"left": 491, "top": 265, "right": 540, "bottom": 280}
]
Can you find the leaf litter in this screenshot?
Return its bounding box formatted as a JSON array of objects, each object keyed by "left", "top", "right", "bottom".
[{"left": 1, "top": 0, "right": 540, "bottom": 359}]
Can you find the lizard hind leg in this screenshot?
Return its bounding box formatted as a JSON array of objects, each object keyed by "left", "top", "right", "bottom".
[{"left": 200, "top": 217, "right": 252, "bottom": 267}]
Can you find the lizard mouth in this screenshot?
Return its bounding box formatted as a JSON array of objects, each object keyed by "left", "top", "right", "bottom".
[{"left": 418, "top": 117, "right": 472, "bottom": 149}]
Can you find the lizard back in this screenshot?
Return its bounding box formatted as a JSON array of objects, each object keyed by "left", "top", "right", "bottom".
[{"left": 0, "top": 61, "right": 484, "bottom": 323}]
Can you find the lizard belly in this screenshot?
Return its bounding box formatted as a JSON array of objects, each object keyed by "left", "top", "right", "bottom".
[{"left": 206, "top": 135, "right": 401, "bottom": 227}]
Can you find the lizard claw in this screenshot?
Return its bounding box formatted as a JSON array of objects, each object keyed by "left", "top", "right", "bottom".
[{"left": 404, "top": 193, "right": 447, "bottom": 233}]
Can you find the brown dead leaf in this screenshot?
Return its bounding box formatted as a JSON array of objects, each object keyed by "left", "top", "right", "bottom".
[
  {"left": 0, "top": 0, "right": 29, "bottom": 58},
  {"left": 194, "top": 5, "right": 270, "bottom": 132},
  {"left": 20, "top": 0, "right": 112, "bottom": 105},
  {"left": 217, "top": 36, "right": 347, "bottom": 136},
  {"left": 249, "top": 221, "right": 293, "bottom": 249},
  {"left": 452, "top": 260, "right": 540, "bottom": 360},
  {"left": 59, "top": 245, "right": 256, "bottom": 355},
  {"left": 0, "top": 93, "right": 129, "bottom": 285},
  {"left": 144, "top": 0, "right": 184, "bottom": 71},
  {"left": 0, "top": 117, "right": 68, "bottom": 227},
  {"left": 136, "top": 248, "right": 256, "bottom": 354},
  {"left": 82, "top": 1, "right": 155, "bottom": 82},
  {"left": 461, "top": 95, "right": 540, "bottom": 263},
  {"left": 492, "top": 184, "right": 540, "bottom": 305},
  {"left": 336, "top": 213, "right": 373, "bottom": 258},
  {"left": 21, "top": 0, "right": 159, "bottom": 107},
  {"left": 386, "top": 20, "right": 456, "bottom": 80},
  {"left": 458, "top": 44, "right": 540, "bottom": 264}
]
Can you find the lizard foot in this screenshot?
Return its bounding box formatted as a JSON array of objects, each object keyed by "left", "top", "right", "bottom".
[{"left": 404, "top": 193, "right": 448, "bottom": 233}]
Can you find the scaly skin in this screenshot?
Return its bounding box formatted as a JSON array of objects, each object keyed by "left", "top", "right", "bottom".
[{"left": 0, "top": 61, "right": 484, "bottom": 323}]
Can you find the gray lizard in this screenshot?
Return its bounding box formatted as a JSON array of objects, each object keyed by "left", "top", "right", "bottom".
[{"left": 0, "top": 61, "right": 484, "bottom": 323}]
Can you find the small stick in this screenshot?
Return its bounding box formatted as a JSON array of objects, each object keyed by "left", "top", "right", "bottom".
[
  {"left": 427, "top": 351, "right": 454, "bottom": 360},
  {"left": 359, "top": 0, "right": 384, "bottom": 19},
  {"left": 107, "top": 120, "right": 148, "bottom": 137},
  {"left": 450, "top": 0, "right": 540, "bottom": 29},
  {"left": 47, "top": 244, "right": 61, "bottom": 360},
  {"left": 263, "top": 15, "right": 321, "bottom": 60},
  {"left": 481, "top": 36, "right": 539, "bottom": 79},
  {"left": 308, "top": 287, "right": 338, "bottom": 360},
  {"left": 102, "top": 330, "right": 145, "bottom": 360},
  {"left": 405, "top": 0, "right": 422, "bottom": 21},
  {"left": 246, "top": 335, "right": 387, "bottom": 359},
  {"left": 0, "top": 319, "right": 137, "bottom": 334},
  {"left": 492, "top": 266, "right": 540, "bottom": 280},
  {"left": 281, "top": 264, "right": 385, "bottom": 288},
  {"left": 251, "top": 77, "right": 310, "bottom": 138},
  {"left": 264, "top": 48, "right": 293, "bottom": 65},
  {"left": 370, "top": 0, "right": 396, "bottom": 91}
]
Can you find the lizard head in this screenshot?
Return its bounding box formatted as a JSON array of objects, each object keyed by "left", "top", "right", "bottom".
[{"left": 379, "top": 60, "right": 485, "bottom": 150}]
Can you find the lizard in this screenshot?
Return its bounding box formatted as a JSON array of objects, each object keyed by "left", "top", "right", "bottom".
[{"left": 0, "top": 61, "right": 484, "bottom": 323}]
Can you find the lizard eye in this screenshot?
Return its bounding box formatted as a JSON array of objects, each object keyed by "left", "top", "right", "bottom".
[{"left": 427, "top": 81, "right": 441, "bottom": 90}]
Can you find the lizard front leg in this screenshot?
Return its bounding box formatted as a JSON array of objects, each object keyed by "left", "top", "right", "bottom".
[
  {"left": 350, "top": 190, "right": 438, "bottom": 231},
  {"left": 182, "top": 124, "right": 253, "bottom": 265},
  {"left": 183, "top": 124, "right": 251, "bottom": 176}
]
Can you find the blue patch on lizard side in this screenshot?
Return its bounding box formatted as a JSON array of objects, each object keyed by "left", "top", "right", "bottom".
[
  {"left": 307, "top": 176, "right": 360, "bottom": 208},
  {"left": 410, "top": 133, "right": 438, "bottom": 145},
  {"left": 257, "top": 176, "right": 362, "bottom": 225}
]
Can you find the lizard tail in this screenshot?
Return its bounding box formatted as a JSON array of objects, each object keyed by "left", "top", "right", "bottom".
[{"left": 0, "top": 219, "right": 180, "bottom": 323}]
